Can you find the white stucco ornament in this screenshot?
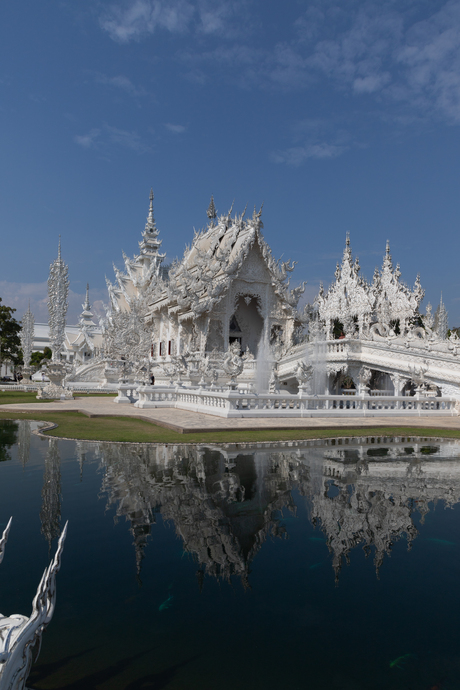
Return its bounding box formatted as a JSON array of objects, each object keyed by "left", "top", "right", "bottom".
[{"left": 0, "top": 521, "right": 68, "bottom": 690}]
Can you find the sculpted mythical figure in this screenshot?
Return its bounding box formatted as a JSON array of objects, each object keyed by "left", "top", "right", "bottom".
[
  {"left": 0, "top": 520, "right": 68, "bottom": 690},
  {"left": 295, "top": 361, "right": 313, "bottom": 390},
  {"left": 222, "top": 341, "right": 244, "bottom": 385}
]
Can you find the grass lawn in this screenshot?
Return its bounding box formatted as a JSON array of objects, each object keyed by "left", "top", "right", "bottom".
[
  {"left": 0, "top": 391, "right": 116, "bottom": 405},
  {"left": 0, "top": 407, "right": 459, "bottom": 444}
]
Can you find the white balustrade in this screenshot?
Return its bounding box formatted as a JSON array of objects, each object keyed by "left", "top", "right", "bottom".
[{"left": 132, "top": 385, "right": 458, "bottom": 419}]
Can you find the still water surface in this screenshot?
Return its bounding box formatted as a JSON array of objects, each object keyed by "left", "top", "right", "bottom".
[{"left": 1, "top": 420, "right": 460, "bottom": 689}]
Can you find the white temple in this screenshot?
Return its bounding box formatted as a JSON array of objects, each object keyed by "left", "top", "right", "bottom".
[{"left": 26, "top": 191, "right": 460, "bottom": 414}]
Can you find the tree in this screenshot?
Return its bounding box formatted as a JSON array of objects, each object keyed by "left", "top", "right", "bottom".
[
  {"left": 30, "top": 347, "right": 52, "bottom": 367},
  {"left": 0, "top": 298, "right": 22, "bottom": 372}
]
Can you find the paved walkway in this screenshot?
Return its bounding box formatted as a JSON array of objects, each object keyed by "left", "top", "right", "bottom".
[{"left": 2, "top": 397, "right": 460, "bottom": 433}]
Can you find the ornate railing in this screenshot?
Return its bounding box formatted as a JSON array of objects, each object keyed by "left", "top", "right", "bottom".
[{"left": 133, "top": 385, "right": 458, "bottom": 418}]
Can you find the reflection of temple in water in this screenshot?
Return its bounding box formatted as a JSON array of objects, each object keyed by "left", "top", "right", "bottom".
[
  {"left": 74, "top": 436, "right": 460, "bottom": 585},
  {"left": 94, "top": 443, "right": 310, "bottom": 586},
  {"left": 314, "top": 437, "right": 460, "bottom": 580}
]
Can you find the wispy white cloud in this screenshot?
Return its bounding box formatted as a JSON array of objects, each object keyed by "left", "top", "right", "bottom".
[
  {"left": 93, "top": 72, "right": 148, "bottom": 97},
  {"left": 105, "top": 125, "right": 145, "bottom": 150},
  {"left": 0, "top": 281, "right": 48, "bottom": 322},
  {"left": 272, "top": 117, "right": 353, "bottom": 166},
  {"left": 100, "top": 0, "right": 249, "bottom": 43},
  {"left": 175, "top": 1, "right": 460, "bottom": 124},
  {"left": 74, "top": 128, "right": 101, "bottom": 148},
  {"left": 0, "top": 282, "right": 108, "bottom": 325},
  {"left": 293, "top": 0, "right": 460, "bottom": 122},
  {"left": 74, "top": 124, "right": 147, "bottom": 153},
  {"left": 272, "top": 142, "right": 347, "bottom": 166},
  {"left": 165, "top": 123, "right": 186, "bottom": 133},
  {"left": 100, "top": 0, "right": 195, "bottom": 42},
  {"left": 197, "top": 0, "right": 249, "bottom": 38}
]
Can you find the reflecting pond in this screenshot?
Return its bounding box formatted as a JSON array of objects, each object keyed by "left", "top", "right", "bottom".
[{"left": 2, "top": 420, "right": 460, "bottom": 689}]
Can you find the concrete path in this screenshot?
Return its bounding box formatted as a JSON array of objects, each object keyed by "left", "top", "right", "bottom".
[{"left": 2, "top": 397, "right": 460, "bottom": 434}]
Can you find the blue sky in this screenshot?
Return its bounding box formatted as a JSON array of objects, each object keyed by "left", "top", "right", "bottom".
[{"left": 1, "top": 0, "right": 459, "bottom": 325}]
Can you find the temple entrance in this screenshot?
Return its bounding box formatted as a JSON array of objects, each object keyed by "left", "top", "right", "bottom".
[{"left": 229, "top": 296, "right": 264, "bottom": 354}]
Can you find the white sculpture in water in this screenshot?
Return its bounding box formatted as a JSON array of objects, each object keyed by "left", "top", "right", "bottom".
[{"left": 0, "top": 520, "right": 68, "bottom": 690}]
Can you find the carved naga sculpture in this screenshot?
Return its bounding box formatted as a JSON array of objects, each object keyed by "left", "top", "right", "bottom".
[{"left": 0, "top": 520, "right": 68, "bottom": 690}]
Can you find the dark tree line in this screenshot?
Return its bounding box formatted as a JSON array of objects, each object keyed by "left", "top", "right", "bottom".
[{"left": 0, "top": 297, "right": 22, "bottom": 370}]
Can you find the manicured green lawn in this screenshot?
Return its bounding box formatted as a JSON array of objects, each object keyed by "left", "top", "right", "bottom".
[
  {"left": 0, "top": 391, "right": 53, "bottom": 405},
  {"left": 0, "top": 406, "right": 459, "bottom": 444},
  {"left": 0, "top": 391, "right": 116, "bottom": 405}
]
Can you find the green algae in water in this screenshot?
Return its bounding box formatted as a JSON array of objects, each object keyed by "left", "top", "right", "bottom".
[
  {"left": 159, "top": 594, "right": 174, "bottom": 612},
  {"left": 389, "top": 653, "right": 416, "bottom": 669}
]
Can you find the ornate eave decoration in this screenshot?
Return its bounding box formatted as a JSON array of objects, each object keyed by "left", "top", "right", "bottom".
[{"left": 147, "top": 202, "right": 305, "bottom": 321}]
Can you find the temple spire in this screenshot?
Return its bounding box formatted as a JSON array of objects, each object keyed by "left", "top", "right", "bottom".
[
  {"left": 84, "top": 283, "right": 90, "bottom": 311},
  {"left": 383, "top": 239, "right": 393, "bottom": 271},
  {"left": 343, "top": 232, "right": 353, "bottom": 264},
  {"left": 79, "top": 283, "right": 96, "bottom": 330},
  {"left": 435, "top": 292, "right": 448, "bottom": 339},
  {"left": 139, "top": 188, "right": 165, "bottom": 262},
  {"left": 145, "top": 188, "right": 157, "bottom": 235},
  {"left": 207, "top": 195, "right": 217, "bottom": 226}
]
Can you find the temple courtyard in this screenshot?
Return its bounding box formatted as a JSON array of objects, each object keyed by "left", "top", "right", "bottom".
[{"left": 2, "top": 395, "right": 460, "bottom": 435}]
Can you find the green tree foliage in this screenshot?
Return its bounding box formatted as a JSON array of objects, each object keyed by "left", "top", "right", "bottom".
[
  {"left": 0, "top": 298, "right": 22, "bottom": 368},
  {"left": 332, "top": 319, "right": 344, "bottom": 339},
  {"left": 30, "top": 346, "right": 52, "bottom": 367}
]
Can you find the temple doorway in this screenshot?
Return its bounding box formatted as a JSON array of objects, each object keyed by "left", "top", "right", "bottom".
[{"left": 229, "top": 296, "right": 264, "bottom": 354}]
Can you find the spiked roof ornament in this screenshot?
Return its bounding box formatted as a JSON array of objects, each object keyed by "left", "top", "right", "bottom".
[
  {"left": 206, "top": 195, "right": 217, "bottom": 226},
  {"left": 252, "top": 202, "right": 264, "bottom": 229},
  {"left": 83, "top": 283, "right": 90, "bottom": 311},
  {"left": 145, "top": 188, "right": 157, "bottom": 235},
  {"left": 383, "top": 239, "right": 393, "bottom": 270}
]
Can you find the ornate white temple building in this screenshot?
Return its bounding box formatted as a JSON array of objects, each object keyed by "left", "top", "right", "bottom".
[
  {"left": 50, "top": 190, "right": 460, "bottom": 413},
  {"left": 30, "top": 286, "right": 103, "bottom": 384}
]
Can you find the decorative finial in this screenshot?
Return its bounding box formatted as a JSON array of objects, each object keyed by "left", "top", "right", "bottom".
[
  {"left": 144, "top": 189, "right": 157, "bottom": 236},
  {"left": 148, "top": 189, "right": 154, "bottom": 219},
  {"left": 84, "top": 283, "right": 90, "bottom": 309},
  {"left": 58, "top": 235, "right": 62, "bottom": 261},
  {"left": 346, "top": 232, "right": 350, "bottom": 247},
  {"left": 252, "top": 203, "right": 264, "bottom": 229},
  {"left": 206, "top": 195, "right": 217, "bottom": 226},
  {"left": 386, "top": 239, "right": 390, "bottom": 256}
]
